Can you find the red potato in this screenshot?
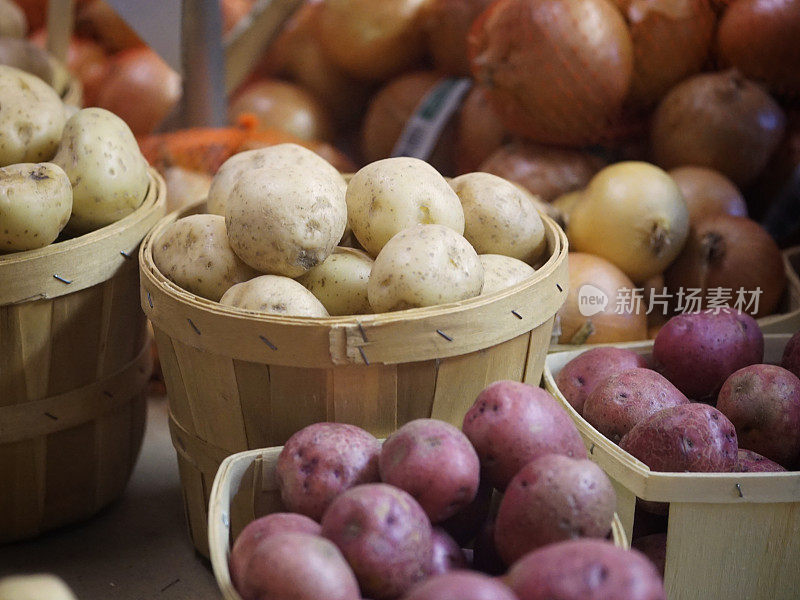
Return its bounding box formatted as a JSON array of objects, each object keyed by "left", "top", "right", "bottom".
[
  {"left": 321, "top": 483, "right": 433, "bottom": 600},
  {"left": 275, "top": 423, "right": 381, "bottom": 521},
  {"left": 462, "top": 381, "right": 587, "bottom": 490},
  {"left": 631, "top": 533, "right": 667, "bottom": 578},
  {"left": 403, "top": 571, "right": 518, "bottom": 600},
  {"left": 652, "top": 310, "right": 764, "bottom": 402},
  {"left": 583, "top": 368, "right": 689, "bottom": 443},
  {"left": 237, "top": 532, "right": 360, "bottom": 600},
  {"left": 494, "top": 455, "right": 616, "bottom": 565},
  {"left": 230, "top": 513, "right": 321, "bottom": 591},
  {"left": 717, "top": 364, "right": 800, "bottom": 467},
  {"left": 735, "top": 448, "right": 786, "bottom": 473},
  {"left": 781, "top": 330, "right": 800, "bottom": 380},
  {"left": 505, "top": 539, "right": 666, "bottom": 600},
  {"left": 379, "top": 419, "right": 480, "bottom": 523},
  {"left": 620, "top": 404, "right": 738, "bottom": 473},
  {"left": 440, "top": 480, "right": 493, "bottom": 545},
  {"left": 555, "top": 347, "right": 648, "bottom": 413},
  {"left": 426, "top": 527, "right": 468, "bottom": 576}
]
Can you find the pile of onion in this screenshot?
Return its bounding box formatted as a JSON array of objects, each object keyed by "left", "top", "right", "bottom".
[
  {"left": 468, "top": 0, "right": 633, "bottom": 146},
  {"left": 668, "top": 166, "right": 747, "bottom": 226},
  {"left": 76, "top": 0, "right": 144, "bottom": 52},
  {"left": 651, "top": 70, "right": 786, "bottom": 186},
  {"left": 479, "top": 141, "right": 605, "bottom": 203},
  {"left": 664, "top": 215, "right": 787, "bottom": 318},
  {"left": 717, "top": 0, "right": 800, "bottom": 98},
  {"left": 422, "top": 0, "right": 494, "bottom": 76},
  {"left": 455, "top": 85, "right": 508, "bottom": 174},
  {"left": 558, "top": 252, "right": 647, "bottom": 344}
]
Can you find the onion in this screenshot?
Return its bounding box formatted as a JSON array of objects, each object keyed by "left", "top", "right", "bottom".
[
  {"left": 76, "top": 0, "right": 144, "bottom": 52},
  {"left": 558, "top": 252, "right": 647, "bottom": 344},
  {"left": 479, "top": 141, "right": 605, "bottom": 203},
  {"left": 423, "top": 0, "right": 494, "bottom": 76},
  {"left": 469, "top": 0, "right": 634, "bottom": 147},
  {"left": 13, "top": 0, "right": 47, "bottom": 30},
  {"left": 621, "top": 0, "right": 717, "bottom": 108},
  {"left": 221, "top": 0, "right": 251, "bottom": 34},
  {"left": 568, "top": 162, "right": 689, "bottom": 283},
  {"left": 717, "top": 0, "right": 800, "bottom": 97},
  {"left": 316, "top": 0, "right": 429, "bottom": 80},
  {"left": 651, "top": 70, "right": 786, "bottom": 186},
  {"left": 664, "top": 215, "right": 786, "bottom": 318},
  {"left": 360, "top": 70, "right": 457, "bottom": 174},
  {"left": 455, "top": 85, "right": 508, "bottom": 174},
  {"left": 550, "top": 189, "right": 584, "bottom": 231},
  {"left": 229, "top": 80, "right": 334, "bottom": 142},
  {"left": 668, "top": 166, "right": 747, "bottom": 226},
  {"left": 95, "top": 47, "right": 181, "bottom": 136}
]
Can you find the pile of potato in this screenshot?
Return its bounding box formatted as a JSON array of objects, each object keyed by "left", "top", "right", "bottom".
[
  {"left": 0, "top": 64, "right": 150, "bottom": 253},
  {"left": 229, "top": 381, "right": 666, "bottom": 600},
  {"left": 153, "top": 143, "right": 546, "bottom": 317}
]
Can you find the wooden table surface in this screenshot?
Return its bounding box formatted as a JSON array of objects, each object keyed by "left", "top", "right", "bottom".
[{"left": 0, "top": 397, "right": 220, "bottom": 600}]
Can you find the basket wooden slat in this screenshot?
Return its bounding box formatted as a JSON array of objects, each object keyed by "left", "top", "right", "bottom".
[
  {"left": 141, "top": 202, "right": 569, "bottom": 556},
  {"left": 207, "top": 446, "right": 629, "bottom": 600},
  {"left": 543, "top": 334, "right": 800, "bottom": 600},
  {"left": 0, "top": 169, "right": 165, "bottom": 542}
]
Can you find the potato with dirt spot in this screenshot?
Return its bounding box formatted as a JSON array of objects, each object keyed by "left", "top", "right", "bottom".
[
  {"left": 450, "top": 172, "right": 545, "bottom": 263},
  {"left": 425, "top": 527, "right": 468, "bottom": 576},
  {"left": 275, "top": 423, "right": 381, "bottom": 520},
  {"left": 225, "top": 162, "right": 347, "bottom": 276},
  {"left": 479, "top": 254, "right": 535, "bottom": 295},
  {"left": 321, "top": 483, "right": 433, "bottom": 600},
  {"left": 152, "top": 214, "right": 258, "bottom": 301},
  {"left": 346, "top": 157, "right": 465, "bottom": 257},
  {"left": 53, "top": 107, "right": 149, "bottom": 233},
  {"left": 404, "top": 571, "right": 518, "bottom": 600},
  {"left": 734, "top": 449, "right": 786, "bottom": 472},
  {"left": 0, "top": 162, "right": 71, "bottom": 252},
  {"left": 368, "top": 224, "right": 483, "bottom": 313},
  {"left": 0, "top": 65, "right": 66, "bottom": 167},
  {"left": 219, "top": 275, "right": 329, "bottom": 317},
  {"left": 296, "top": 247, "right": 373, "bottom": 315},
  {"left": 207, "top": 144, "right": 346, "bottom": 216}
]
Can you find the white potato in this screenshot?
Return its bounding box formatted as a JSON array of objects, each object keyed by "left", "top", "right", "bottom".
[
  {"left": 346, "top": 157, "right": 465, "bottom": 256},
  {"left": 0, "top": 0, "right": 27, "bottom": 39},
  {"left": 220, "top": 274, "right": 329, "bottom": 317},
  {"left": 152, "top": 214, "right": 259, "bottom": 301},
  {"left": 163, "top": 166, "right": 212, "bottom": 212},
  {"left": 450, "top": 172, "right": 546, "bottom": 263},
  {"left": 297, "top": 247, "right": 373, "bottom": 316},
  {"left": 0, "top": 575, "right": 77, "bottom": 600},
  {"left": 207, "top": 143, "right": 346, "bottom": 216},
  {"left": 225, "top": 162, "right": 347, "bottom": 277},
  {"left": 368, "top": 224, "right": 483, "bottom": 313},
  {"left": 0, "top": 162, "right": 72, "bottom": 252},
  {"left": 0, "top": 65, "right": 66, "bottom": 167},
  {"left": 479, "top": 254, "right": 536, "bottom": 296},
  {"left": 53, "top": 107, "right": 150, "bottom": 233}
]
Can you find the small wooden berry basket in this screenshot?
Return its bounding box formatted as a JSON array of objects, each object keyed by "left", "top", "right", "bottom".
[
  {"left": 139, "top": 201, "right": 569, "bottom": 557},
  {"left": 543, "top": 334, "right": 800, "bottom": 600},
  {"left": 206, "top": 444, "right": 629, "bottom": 600},
  {"left": 0, "top": 168, "right": 165, "bottom": 543}
]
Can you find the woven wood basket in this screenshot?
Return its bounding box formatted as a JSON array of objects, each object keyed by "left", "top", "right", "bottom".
[
  {"left": 0, "top": 168, "right": 166, "bottom": 542},
  {"left": 207, "top": 445, "right": 628, "bottom": 600},
  {"left": 140, "top": 202, "right": 569, "bottom": 556},
  {"left": 544, "top": 335, "right": 800, "bottom": 600}
]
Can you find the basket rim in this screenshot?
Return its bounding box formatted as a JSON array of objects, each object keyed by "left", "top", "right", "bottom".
[{"left": 543, "top": 335, "right": 800, "bottom": 503}]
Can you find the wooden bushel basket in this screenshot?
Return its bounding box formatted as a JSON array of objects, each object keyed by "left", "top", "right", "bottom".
[
  {"left": 207, "top": 446, "right": 629, "bottom": 600},
  {"left": 543, "top": 335, "right": 800, "bottom": 600},
  {"left": 0, "top": 169, "right": 166, "bottom": 543},
  {"left": 140, "top": 203, "right": 569, "bottom": 557}
]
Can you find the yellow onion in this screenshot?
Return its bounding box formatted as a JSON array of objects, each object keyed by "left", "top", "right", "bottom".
[
  {"left": 668, "top": 166, "right": 747, "bottom": 226},
  {"left": 455, "top": 85, "right": 508, "bottom": 174}
]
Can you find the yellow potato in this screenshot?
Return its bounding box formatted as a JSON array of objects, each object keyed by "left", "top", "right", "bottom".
[
  {"left": 0, "top": 162, "right": 72, "bottom": 252},
  {"left": 450, "top": 172, "right": 546, "bottom": 263},
  {"left": 53, "top": 108, "right": 149, "bottom": 233},
  {"left": 346, "top": 157, "right": 465, "bottom": 257},
  {"left": 152, "top": 214, "right": 259, "bottom": 301},
  {"left": 0, "top": 575, "right": 77, "bottom": 600},
  {"left": 479, "top": 254, "right": 536, "bottom": 296},
  {"left": 0, "top": 65, "right": 66, "bottom": 167},
  {"left": 225, "top": 162, "right": 347, "bottom": 277},
  {"left": 297, "top": 247, "right": 373, "bottom": 316},
  {"left": 207, "top": 143, "right": 346, "bottom": 216},
  {"left": 220, "top": 274, "right": 329, "bottom": 317},
  {"left": 368, "top": 224, "right": 483, "bottom": 313}
]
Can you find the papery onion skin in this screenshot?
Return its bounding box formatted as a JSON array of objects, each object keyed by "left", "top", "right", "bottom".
[
  {"left": 423, "top": 0, "right": 495, "bottom": 76},
  {"left": 469, "top": 0, "right": 634, "bottom": 147},
  {"left": 651, "top": 70, "right": 786, "bottom": 186},
  {"left": 455, "top": 85, "right": 508, "bottom": 174},
  {"left": 664, "top": 215, "right": 786, "bottom": 318},
  {"left": 717, "top": 0, "right": 800, "bottom": 98},
  {"left": 669, "top": 166, "right": 747, "bottom": 226}
]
